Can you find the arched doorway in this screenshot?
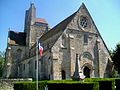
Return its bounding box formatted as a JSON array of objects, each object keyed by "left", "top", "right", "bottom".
[
  {"left": 62, "top": 70, "right": 66, "bottom": 79},
  {"left": 83, "top": 66, "right": 90, "bottom": 78}
]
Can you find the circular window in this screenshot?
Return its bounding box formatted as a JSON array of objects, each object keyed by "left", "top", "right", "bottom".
[{"left": 80, "top": 16, "right": 88, "bottom": 28}]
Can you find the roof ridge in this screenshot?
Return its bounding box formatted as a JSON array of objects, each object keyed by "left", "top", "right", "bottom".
[{"left": 40, "top": 11, "right": 77, "bottom": 41}]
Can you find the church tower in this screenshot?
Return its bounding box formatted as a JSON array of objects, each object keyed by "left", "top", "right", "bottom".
[
  {"left": 3, "top": 3, "right": 49, "bottom": 78},
  {"left": 24, "top": 3, "right": 48, "bottom": 48},
  {"left": 24, "top": 3, "right": 49, "bottom": 57},
  {"left": 24, "top": 3, "right": 36, "bottom": 48}
]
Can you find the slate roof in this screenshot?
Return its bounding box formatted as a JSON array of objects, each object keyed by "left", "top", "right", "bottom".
[
  {"left": 35, "top": 18, "right": 47, "bottom": 24},
  {"left": 40, "top": 11, "right": 77, "bottom": 42},
  {"left": 8, "top": 31, "right": 26, "bottom": 46}
]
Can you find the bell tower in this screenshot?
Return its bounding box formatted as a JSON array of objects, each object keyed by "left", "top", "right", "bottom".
[
  {"left": 24, "top": 3, "right": 36, "bottom": 48},
  {"left": 24, "top": 3, "right": 48, "bottom": 57}
]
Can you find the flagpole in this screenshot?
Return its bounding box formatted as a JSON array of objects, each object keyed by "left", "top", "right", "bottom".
[{"left": 36, "top": 37, "right": 38, "bottom": 90}]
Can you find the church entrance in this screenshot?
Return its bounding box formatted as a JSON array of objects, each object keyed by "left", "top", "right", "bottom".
[
  {"left": 62, "top": 70, "right": 66, "bottom": 79},
  {"left": 83, "top": 66, "right": 90, "bottom": 78}
]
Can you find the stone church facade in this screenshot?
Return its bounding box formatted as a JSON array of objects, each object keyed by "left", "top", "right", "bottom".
[{"left": 3, "top": 3, "right": 113, "bottom": 80}]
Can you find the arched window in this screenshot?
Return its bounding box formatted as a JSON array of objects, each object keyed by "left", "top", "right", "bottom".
[
  {"left": 17, "top": 49, "right": 22, "bottom": 60},
  {"left": 83, "top": 52, "right": 92, "bottom": 60},
  {"left": 80, "top": 16, "right": 88, "bottom": 28}
]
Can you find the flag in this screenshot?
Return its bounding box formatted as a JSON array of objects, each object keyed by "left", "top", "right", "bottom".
[{"left": 38, "top": 42, "right": 43, "bottom": 57}]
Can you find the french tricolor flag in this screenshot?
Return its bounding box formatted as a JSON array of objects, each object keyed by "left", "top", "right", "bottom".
[{"left": 38, "top": 42, "right": 43, "bottom": 57}]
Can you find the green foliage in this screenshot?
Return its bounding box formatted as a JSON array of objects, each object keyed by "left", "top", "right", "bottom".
[
  {"left": 110, "top": 43, "right": 120, "bottom": 73},
  {"left": 0, "top": 51, "right": 5, "bottom": 77},
  {"left": 14, "top": 78, "right": 120, "bottom": 90},
  {"left": 84, "top": 78, "right": 115, "bottom": 90},
  {"left": 84, "top": 78, "right": 115, "bottom": 82},
  {"left": 47, "top": 82, "right": 98, "bottom": 90},
  {"left": 14, "top": 82, "right": 36, "bottom": 90},
  {"left": 14, "top": 81, "right": 47, "bottom": 90},
  {"left": 47, "top": 80, "right": 81, "bottom": 84},
  {"left": 14, "top": 80, "right": 98, "bottom": 90},
  {"left": 115, "top": 78, "right": 120, "bottom": 89}
]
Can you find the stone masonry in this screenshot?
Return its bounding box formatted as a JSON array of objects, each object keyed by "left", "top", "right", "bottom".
[{"left": 3, "top": 3, "right": 113, "bottom": 80}]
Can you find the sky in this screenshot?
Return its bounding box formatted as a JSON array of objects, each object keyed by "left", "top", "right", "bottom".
[{"left": 0, "top": 0, "right": 120, "bottom": 52}]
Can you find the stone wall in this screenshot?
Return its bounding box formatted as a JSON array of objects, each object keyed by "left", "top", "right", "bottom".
[
  {"left": 0, "top": 79, "right": 32, "bottom": 90},
  {"left": 3, "top": 45, "right": 26, "bottom": 78},
  {"left": 0, "top": 82, "right": 13, "bottom": 90}
]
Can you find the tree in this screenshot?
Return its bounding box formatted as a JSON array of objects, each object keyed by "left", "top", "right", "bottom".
[
  {"left": 0, "top": 51, "right": 5, "bottom": 77},
  {"left": 111, "top": 43, "right": 120, "bottom": 74}
]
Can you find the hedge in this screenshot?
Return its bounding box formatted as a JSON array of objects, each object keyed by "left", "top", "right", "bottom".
[
  {"left": 114, "top": 78, "right": 120, "bottom": 90},
  {"left": 47, "top": 82, "right": 98, "bottom": 90},
  {"left": 84, "top": 78, "right": 115, "bottom": 90},
  {"left": 14, "top": 80, "right": 98, "bottom": 90},
  {"left": 14, "top": 81, "right": 47, "bottom": 90},
  {"left": 13, "top": 78, "right": 120, "bottom": 90}
]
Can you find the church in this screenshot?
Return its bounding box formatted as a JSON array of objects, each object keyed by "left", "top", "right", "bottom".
[{"left": 3, "top": 3, "right": 113, "bottom": 80}]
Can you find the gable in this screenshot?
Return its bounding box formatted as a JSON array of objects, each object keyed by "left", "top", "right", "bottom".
[
  {"left": 66, "top": 3, "right": 97, "bottom": 33},
  {"left": 35, "top": 3, "right": 111, "bottom": 61},
  {"left": 66, "top": 3, "right": 111, "bottom": 59}
]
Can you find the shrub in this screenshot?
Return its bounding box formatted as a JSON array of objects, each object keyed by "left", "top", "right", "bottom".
[
  {"left": 14, "top": 81, "right": 47, "bottom": 90},
  {"left": 14, "top": 78, "right": 120, "bottom": 90},
  {"left": 47, "top": 82, "right": 98, "bottom": 90},
  {"left": 115, "top": 78, "right": 120, "bottom": 90},
  {"left": 14, "top": 80, "right": 98, "bottom": 90},
  {"left": 84, "top": 78, "right": 115, "bottom": 90}
]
